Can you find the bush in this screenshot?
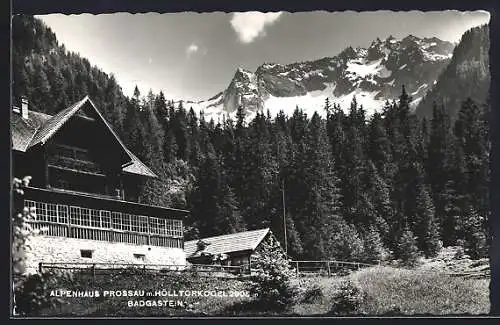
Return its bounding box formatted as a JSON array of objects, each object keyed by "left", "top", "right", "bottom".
[
  {"left": 454, "top": 240, "right": 466, "bottom": 259},
  {"left": 301, "top": 284, "right": 324, "bottom": 303},
  {"left": 14, "top": 270, "right": 72, "bottom": 316},
  {"left": 248, "top": 241, "right": 298, "bottom": 310},
  {"left": 329, "top": 280, "right": 366, "bottom": 315}
]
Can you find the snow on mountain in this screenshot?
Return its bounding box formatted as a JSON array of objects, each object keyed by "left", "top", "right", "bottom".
[{"left": 178, "top": 34, "right": 455, "bottom": 122}]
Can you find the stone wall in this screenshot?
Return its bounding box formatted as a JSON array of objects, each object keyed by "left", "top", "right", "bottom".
[{"left": 24, "top": 235, "right": 186, "bottom": 274}]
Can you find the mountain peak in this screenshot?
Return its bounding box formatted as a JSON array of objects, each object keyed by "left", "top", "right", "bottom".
[
  {"left": 261, "top": 62, "right": 279, "bottom": 69},
  {"left": 234, "top": 67, "right": 254, "bottom": 80},
  {"left": 371, "top": 37, "right": 383, "bottom": 47},
  {"left": 184, "top": 33, "right": 456, "bottom": 122},
  {"left": 235, "top": 67, "right": 251, "bottom": 73}
]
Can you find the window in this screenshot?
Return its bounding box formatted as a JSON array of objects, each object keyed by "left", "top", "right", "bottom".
[
  {"left": 54, "top": 144, "right": 91, "bottom": 162},
  {"left": 112, "top": 212, "right": 123, "bottom": 230},
  {"left": 80, "top": 250, "right": 93, "bottom": 258},
  {"left": 130, "top": 215, "right": 147, "bottom": 233},
  {"left": 69, "top": 206, "right": 82, "bottom": 225},
  {"left": 57, "top": 204, "right": 68, "bottom": 224},
  {"left": 35, "top": 202, "right": 47, "bottom": 222},
  {"left": 133, "top": 253, "right": 146, "bottom": 262},
  {"left": 47, "top": 203, "right": 58, "bottom": 223},
  {"left": 100, "top": 210, "right": 111, "bottom": 228},
  {"left": 173, "top": 220, "right": 183, "bottom": 237},
  {"left": 138, "top": 216, "right": 148, "bottom": 233},
  {"left": 81, "top": 208, "right": 91, "bottom": 227},
  {"left": 90, "top": 209, "right": 100, "bottom": 228},
  {"left": 21, "top": 199, "right": 183, "bottom": 247},
  {"left": 122, "top": 214, "right": 131, "bottom": 231}
]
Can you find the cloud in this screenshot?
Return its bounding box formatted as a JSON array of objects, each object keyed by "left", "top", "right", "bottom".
[
  {"left": 230, "top": 11, "right": 283, "bottom": 44},
  {"left": 186, "top": 43, "right": 199, "bottom": 57}
]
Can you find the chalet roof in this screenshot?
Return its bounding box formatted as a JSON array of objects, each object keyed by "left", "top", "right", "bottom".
[
  {"left": 11, "top": 110, "right": 52, "bottom": 152},
  {"left": 10, "top": 96, "right": 157, "bottom": 178},
  {"left": 29, "top": 97, "right": 89, "bottom": 148},
  {"left": 122, "top": 148, "right": 158, "bottom": 178},
  {"left": 184, "top": 228, "right": 271, "bottom": 258}
]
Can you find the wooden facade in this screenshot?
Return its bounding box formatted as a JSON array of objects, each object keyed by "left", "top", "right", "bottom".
[{"left": 11, "top": 96, "right": 187, "bottom": 250}]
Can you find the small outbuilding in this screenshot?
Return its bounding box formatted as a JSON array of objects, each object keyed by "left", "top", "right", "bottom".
[{"left": 184, "top": 228, "right": 283, "bottom": 273}]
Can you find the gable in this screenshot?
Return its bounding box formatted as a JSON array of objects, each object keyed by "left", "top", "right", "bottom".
[
  {"left": 11, "top": 96, "right": 157, "bottom": 178},
  {"left": 28, "top": 97, "right": 132, "bottom": 163}
]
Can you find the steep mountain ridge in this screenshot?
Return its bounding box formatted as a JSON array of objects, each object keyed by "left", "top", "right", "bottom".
[
  {"left": 415, "top": 25, "right": 490, "bottom": 119},
  {"left": 182, "top": 34, "right": 455, "bottom": 121}
]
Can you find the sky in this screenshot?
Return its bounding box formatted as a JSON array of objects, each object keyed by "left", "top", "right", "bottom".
[{"left": 36, "top": 10, "right": 490, "bottom": 101}]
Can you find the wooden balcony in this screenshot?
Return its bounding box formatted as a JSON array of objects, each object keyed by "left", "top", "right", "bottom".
[
  {"left": 20, "top": 187, "right": 188, "bottom": 249},
  {"left": 47, "top": 155, "right": 105, "bottom": 176},
  {"left": 47, "top": 143, "right": 105, "bottom": 174}
]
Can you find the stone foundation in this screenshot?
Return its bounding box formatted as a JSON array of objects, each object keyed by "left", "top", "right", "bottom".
[{"left": 24, "top": 235, "right": 186, "bottom": 274}]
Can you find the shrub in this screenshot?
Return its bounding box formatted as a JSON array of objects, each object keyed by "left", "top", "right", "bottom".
[
  {"left": 248, "top": 241, "right": 298, "bottom": 310},
  {"left": 12, "top": 177, "right": 71, "bottom": 316},
  {"left": 301, "top": 284, "right": 324, "bottom": 303},
  {"left": 330, "top": 280, "right": 366, "bottom": 315},
  {"left": 12, "top": 176, "right": 35, "bottom": 278},
  {"left": 454, "top": 240, "right": 466, "bottom": 259},
  {"left": 14, "top": 270, "right": 71, "bottom": 316}
]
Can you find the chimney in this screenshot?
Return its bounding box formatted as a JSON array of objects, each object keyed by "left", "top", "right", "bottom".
[{"left": 21, "top": 96, "right": 29, "bottom": 119}]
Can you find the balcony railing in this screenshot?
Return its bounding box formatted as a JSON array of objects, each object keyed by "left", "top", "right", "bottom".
[
  {"left": 21, "top": 187, "right": 188, "bottom": 249},
  {"left": 47, "top": 155, "right": 105, "bottom": 175}
]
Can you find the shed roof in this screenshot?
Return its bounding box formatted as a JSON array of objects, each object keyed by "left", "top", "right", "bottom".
[
  {"left": 184, "top": 228, "right": 271, "bottom": 258},
  {"left": 11, "top": 96, "right": 157, "bottom": 178}
]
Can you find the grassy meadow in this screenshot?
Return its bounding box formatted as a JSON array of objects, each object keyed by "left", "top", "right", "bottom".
[
  {"left": 290, "top": 265, "right": 489, "bottom": 316},
  {"left": 27, "top": 247, "right": 490, "bottom": 317}
]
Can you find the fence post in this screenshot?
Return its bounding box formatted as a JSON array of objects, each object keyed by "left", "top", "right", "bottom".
[
  {"left": 296, "top": 261, "right": 299, "bottom": 277},
  {"left": 327, "top": 261, "right": 331, "bottom": 276},
  {"left": 38, "top": 262, "right": 43, "bottom": 273}
]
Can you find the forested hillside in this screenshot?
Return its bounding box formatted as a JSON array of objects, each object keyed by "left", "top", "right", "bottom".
[
  {"left": 11, "top": 15, "right": 128, "bottom": 136},
  {"left": 11, "top": 15, "right": 490, "bottom": 263}
]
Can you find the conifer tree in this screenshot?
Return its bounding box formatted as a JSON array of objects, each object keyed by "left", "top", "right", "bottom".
[
  {"left": 428, "top": 102, "right": 454, "bottom": 231},
  {"left": 461, "top": 207, "right": 488, "bottom": 259},
  {"left": 413, "top": 184, "right": 441, "bottom": 257},
  {"left": 297, "top": 112, "right": 342, "bottom": 259},
  {"left": 454, "top": 98, "right": 489, "bottom": 216},
  {"left": 362, "top": 224, "right": 388, "bottom": 263},
  {"left": 172, "top": 102, "right": 191, "bottom": 161},
  {"left": 396, "top": 227, "right": 420, "bottom": 266},
  {"left": 190, "top": 144, "right": 245, "bottom": 237}
]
